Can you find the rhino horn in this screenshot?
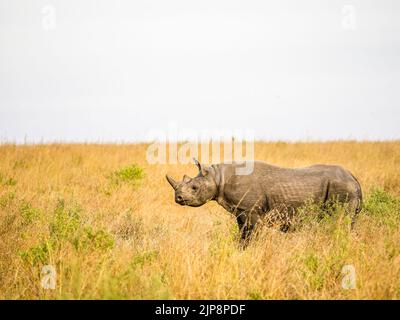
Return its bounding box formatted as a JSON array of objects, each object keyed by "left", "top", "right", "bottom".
[
  {"left": 193, "top": 158, "right": 207, "bottom": 176},
  {"left": 166, "top": 174, "right": 178, "bottom": 190}
]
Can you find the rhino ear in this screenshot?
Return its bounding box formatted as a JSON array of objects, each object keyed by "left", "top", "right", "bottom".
[
  {"left": 183, "top": 175, "right": 192, "bottom": 183},
  {"left": 193, "top": 158, "right": 207, "bottom": 176}
]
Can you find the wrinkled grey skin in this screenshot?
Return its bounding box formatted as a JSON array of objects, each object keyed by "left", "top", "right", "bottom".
[{"left": 166, "top": 159, "right": 362, "bottom": 244}]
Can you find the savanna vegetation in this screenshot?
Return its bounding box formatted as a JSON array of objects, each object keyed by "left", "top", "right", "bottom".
[{"left": 0, "top": 141, "right": 399, "bottom": 299}]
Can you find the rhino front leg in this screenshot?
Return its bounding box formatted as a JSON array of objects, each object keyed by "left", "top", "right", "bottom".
[{"left": 236, "top": 211, "right": 261, "bottom": 247}]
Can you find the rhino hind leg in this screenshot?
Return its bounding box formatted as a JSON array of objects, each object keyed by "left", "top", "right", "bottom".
[
  {"left": 326, "top": 179, "right": 362, "bottom": 228},
  {"left": 349, "top": 176, "right": 363, "bottom": 228},
  {"left": 263, "top": 206, "right": 295, "bottom": 232},
  {"left": 347, "top": 197, "right": 362, "bottom": 228}
]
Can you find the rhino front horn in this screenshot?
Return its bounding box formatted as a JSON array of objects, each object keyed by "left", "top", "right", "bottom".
[{"left": 166, "top": 174, "right": 178, "bottom": 190}]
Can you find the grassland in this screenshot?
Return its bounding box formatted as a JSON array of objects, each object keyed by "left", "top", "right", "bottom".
[{"left": 0, "top": 141, "right": 400, "bottom": 299}]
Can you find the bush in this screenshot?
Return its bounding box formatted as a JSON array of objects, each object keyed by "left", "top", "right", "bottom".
[
  {"left": 49, "top": 199, "right": 82, "bottom": 242},
  {"left": 130, "top": 250, "right": 159, "bottom": 268},
  {"left": 20, "top": 202, "right": 41, "bottom": 223},
  {"left": 0, "top": 173, "right": 17, "bottom": 186},
  {"left": 20, "top": 241, "right": 52, "bottom": 265},
  {"left": 364, "top": 188, "right": 400, "bottom": 228},
  {"left": 111, "top": 164, "right": 144, "bottom": 185},
  {"left": 364, "top": 188, "right": 400, "bottom": 215},
  {"left": 0, "top": 192, "right": 15, "bottom": 209},
  {"left": 73, "top": 227, "right": 115, "bottom": 251}
]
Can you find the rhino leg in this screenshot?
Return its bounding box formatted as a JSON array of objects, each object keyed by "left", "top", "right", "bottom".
[
  {"left": 348, "top": 180, "right": 363, "bottom": 228},
  {"left": 327, "top": 179, "right": 362, "bottom": 228},
  {"left": 263, "top": 206, "right": 294, "bottom": 232},
  {"left": 347, "top": 197, "right": 362, "bottom": 228},
  {"left": 236, "top": 211, "right": 261, "bottom": 247}
]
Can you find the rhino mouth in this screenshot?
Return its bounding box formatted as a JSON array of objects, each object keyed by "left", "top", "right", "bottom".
[
  {"left": 175, "top": 196, "right": 204, "bottom": 207},
  {"left": 175, "top": 195, "right": 187, "bottom": 205}
]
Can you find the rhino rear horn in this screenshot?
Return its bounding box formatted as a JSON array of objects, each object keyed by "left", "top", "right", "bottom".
[
  {"left": 193, "top": 158, "right": 207, "bottom": 176},
  {"left": 166, "top": 174, "right": 178, "bottom": 190}
]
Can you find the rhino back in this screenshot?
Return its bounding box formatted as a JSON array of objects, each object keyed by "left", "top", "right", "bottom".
[{"left": 218, "top": 161, "right": 358, "bottom": 211}]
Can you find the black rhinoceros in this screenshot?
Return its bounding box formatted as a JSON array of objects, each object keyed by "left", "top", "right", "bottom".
[{"left": 166, "top": 159, "right": 362, "bottom": 243}]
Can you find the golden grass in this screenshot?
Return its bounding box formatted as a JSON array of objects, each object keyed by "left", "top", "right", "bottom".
[{"left": 0, "top": 141, "right": 400, "bottom": 299}]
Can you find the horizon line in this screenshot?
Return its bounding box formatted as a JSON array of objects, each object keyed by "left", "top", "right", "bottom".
[{"left": 1, "top": 138, "right": 400, "bottom": 146}]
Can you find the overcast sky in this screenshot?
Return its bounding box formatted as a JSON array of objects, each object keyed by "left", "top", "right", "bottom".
[{"left": 0, "top": 0, "right": 399, "bottom": 143}]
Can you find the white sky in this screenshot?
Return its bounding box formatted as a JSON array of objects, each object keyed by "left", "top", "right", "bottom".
[{"left": 0, "top": 0, "right": 399, "bottom": 143}]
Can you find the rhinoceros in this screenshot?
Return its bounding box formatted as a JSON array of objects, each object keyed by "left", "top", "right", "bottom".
[{"left": 166, "top": 159, "right": 362, "bottom": 243}]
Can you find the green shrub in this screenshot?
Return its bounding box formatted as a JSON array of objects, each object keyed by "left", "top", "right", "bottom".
[
  {"left": 130, "top": 250, "right": 159, "bottom": 268},
  {"left": 49, "top": 199, "right": 81, "bottom": 241},
  {"left": 0, "top": 192, "right": 16, "bottom": 208},
  {"left": 13, "top": 160, "right": 28, "bottom": 169},
  {"left": 364, "top": 188, "right": 400, "bottom": 228},
  {"left": 364, "top": 188, "right": 400, "bottom": 215},
  {"left": 298, "top": 251, "right": 328, "bottom": 291},
  {"left": 20, "top": 202, "right": 41, "bottom": 223},
  {"left": 100, "top": 251, "right": 169, "bottom": 299},
  {"left": 248, "top": 291, "right": 264, "bottom": 300},
  {"left": 20, "top": 241, "right": 52, "bottom": 265},
  {"left": 73, "top": 227, "right": 115, "bottom": 251},
  {"left": 111, "top": 164, "right": 144, "bottom": 185},
  {"left": 0, "top": 173, "right": 17, "bottom": 186}
]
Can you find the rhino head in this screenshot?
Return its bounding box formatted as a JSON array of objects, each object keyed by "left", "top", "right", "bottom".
[{"left": 166, "top": 158, "right": 218, "bottom": 207}]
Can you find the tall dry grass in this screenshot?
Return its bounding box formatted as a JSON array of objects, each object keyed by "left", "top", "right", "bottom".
[{"left": 0, "top": 141, "right": 399, "bottom": 299}]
